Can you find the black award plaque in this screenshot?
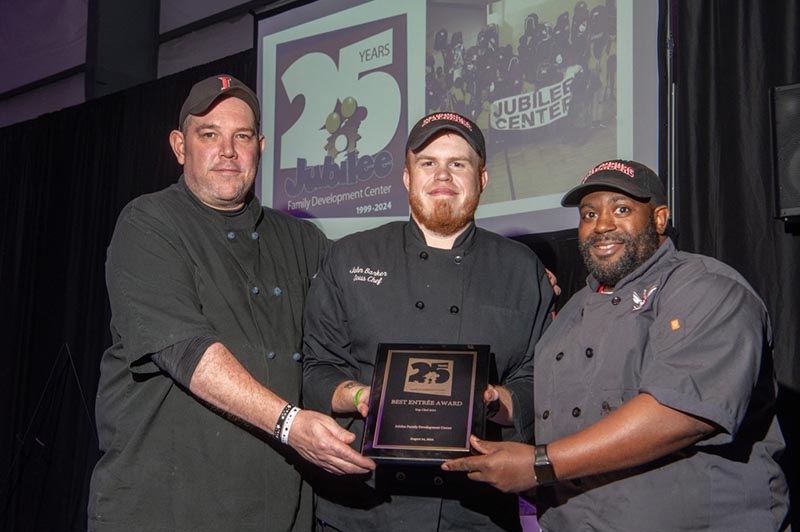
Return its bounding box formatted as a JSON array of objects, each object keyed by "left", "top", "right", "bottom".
[{"left": 361, "top": 343, "right": 490, "bottom": 464}]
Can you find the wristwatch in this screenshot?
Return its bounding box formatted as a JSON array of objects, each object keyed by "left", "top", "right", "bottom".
[{"left": 533, "top": 444, "right": 558, "bottom": 486}]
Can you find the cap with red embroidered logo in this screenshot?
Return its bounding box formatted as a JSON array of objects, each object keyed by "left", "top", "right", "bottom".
[
  {"left": 178, "top": 74, "right": 260, "bottom": 128},
  {"left": 406, "top": 112, "right": 486, "bottom": 162},
  {"left": 561, "top": 159, "right": 668, "bottom": 207}
]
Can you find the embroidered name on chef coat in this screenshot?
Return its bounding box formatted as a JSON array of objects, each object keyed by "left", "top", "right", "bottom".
[{"left": 349, "top": 265, "right": 388, "bottom": 286}]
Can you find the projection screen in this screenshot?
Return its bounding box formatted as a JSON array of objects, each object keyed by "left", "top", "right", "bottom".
[{"left": 257, "top": 0, "right": 660, "bottom": 238}]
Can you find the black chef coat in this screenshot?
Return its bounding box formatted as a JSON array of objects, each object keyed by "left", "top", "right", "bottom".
[
  {"left": 303, "top": 220, "right": 554, "bottom": 532},
  {"left": 89, "top": 177, "right": 328, "bottom": 532}
]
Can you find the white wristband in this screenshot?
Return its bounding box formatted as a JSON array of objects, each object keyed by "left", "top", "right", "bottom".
[{"left": 280, "top": 406, "right": 301, "bottom": 445}]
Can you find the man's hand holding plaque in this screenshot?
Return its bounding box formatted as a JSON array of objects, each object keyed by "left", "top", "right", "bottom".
[
  {"left": 483, "top": 384, "right": 514, "bottom": 427},
  {"left": 332, "top": 380, "right": 371, "bottom": 418}
]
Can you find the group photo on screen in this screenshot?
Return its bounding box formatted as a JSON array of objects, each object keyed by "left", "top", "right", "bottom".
[{"left": 425, "top": 0, "right": 618, "bottom": 205}]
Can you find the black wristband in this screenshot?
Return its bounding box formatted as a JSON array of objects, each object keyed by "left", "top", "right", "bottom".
[
  {"left": 533, "top": 444, "right": 558, "bottom": 486},
  {"left": 274, "top": 403, "right": 294, "bottom": 439}
]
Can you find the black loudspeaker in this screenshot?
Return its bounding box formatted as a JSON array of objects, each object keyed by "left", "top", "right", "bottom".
[{"left": 770, "top": 83, "right": 800, "bottom": 219}]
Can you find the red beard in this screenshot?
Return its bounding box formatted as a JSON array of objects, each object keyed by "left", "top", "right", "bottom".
[{"left": 409, "top": 188, "right": 480, "bottom": 237}]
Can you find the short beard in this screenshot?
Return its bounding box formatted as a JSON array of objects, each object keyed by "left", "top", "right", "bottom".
[
  {"left": 579, "top": 215, "right": 660, "bottom": 287},
  {"left": 409, "top": 189, "right": 479, "bottom": 237}
]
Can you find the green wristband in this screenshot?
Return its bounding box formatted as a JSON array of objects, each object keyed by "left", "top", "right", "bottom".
[{"left": 354, "top": 387, "right": 365, "bottom": 409}]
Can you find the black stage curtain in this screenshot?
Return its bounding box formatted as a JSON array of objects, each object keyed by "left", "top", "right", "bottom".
[
  {"left": 672, "top": 1, "right": 800, "bottom": 524},
  {"left": 0, "top": 50, "right": 255, "bottom": 532}
]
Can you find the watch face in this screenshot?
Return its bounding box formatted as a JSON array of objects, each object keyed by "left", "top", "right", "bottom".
[
  {"left": 534, "top": 445, "right": 557, "bottom": 485},
  {"left": 534, "top": 463, "right": 557, "bottom": 485}
]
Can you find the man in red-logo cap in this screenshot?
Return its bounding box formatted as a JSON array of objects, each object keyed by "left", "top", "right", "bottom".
[{"left": 88, "top": 74, "right": 374, "bottom": 532}]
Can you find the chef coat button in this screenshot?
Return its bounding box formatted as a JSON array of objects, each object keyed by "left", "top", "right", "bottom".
[
  {"left": 419, "top": 251, "right": 428, "bottom": 260},
  {"left": 433, "top": 476, "right": 444, "bottom": 486},
  {"left": 611, "top": 296, "right": 621, "bottom": 305},
  {"left": 572, "top": 407, "right": 582, "bottom": 417},
  {"left": 415, "top": 300, "right": 425, "bottom": 309},
  {"left": 542, "top": 410, "right": 550, "bottom": 420},
  {"left": 292, "top": 352, "right": 303, "bottom": 362},
  {"left": 555, "top": 351, "right": 564, "bottom": 361},
  {"left": 266, "top": 351, "right": 276, "bottom": 360},
  {"left": 449, "top": 305, "right": 459, "bottom": 314},
  {"left": 250, "top": 286, "right": 260, "bottom": 295},
  {"left": 226, "top": 231, "right": 236, "bottom": 240},
  {"left": 396, "top": 472, "right": 406, "bottom": 481},
  {"left": 273, "top": 287, "right": 282, "bottom": 296},
  {"left": 585, "top": 347, "right": 594, "bottom": 358},
  {"left": 454, "top": 255, "right": 463, "bottom": 264},
  {"left": 250, "top": 231, "right": 259, "bottom": 240}
]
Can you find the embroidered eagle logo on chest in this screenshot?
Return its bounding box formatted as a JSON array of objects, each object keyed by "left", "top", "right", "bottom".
[{"left": 632, "top": 285, "right": 658, "bottom": 311}]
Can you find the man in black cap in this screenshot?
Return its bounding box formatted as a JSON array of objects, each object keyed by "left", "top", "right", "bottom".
[
  {"left": 88, "top": 74, "right": 374, "bottom": 532},
  {"left": 302, "top": 111, "right": 555, "bottom": 531},
  {"left": 443, "top": 159, "right": 790, "bottom": 531}
]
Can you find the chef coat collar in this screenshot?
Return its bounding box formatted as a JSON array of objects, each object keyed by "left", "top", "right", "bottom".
[
  {"left": 177, "top": 175, "right": 263, "bottom": 229},
  {"left": 405, "top": 217, "right": 478, "bottom": 255}
]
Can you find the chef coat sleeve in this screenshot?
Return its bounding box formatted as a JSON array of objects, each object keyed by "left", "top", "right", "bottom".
[
  {"left": 639, "top": 271, "right": 769, "bottom": 445},
  {"left": 302, "top": 246, "right": 358, "bottom": 414},
  {"left": 503, "top": 259, "right": 555, "bottom": 443},
  {"left": 106, "top": 202, "right": 218, "bottom": 378},
  {"left": 151, "top": 335, "right": 219, "bottom": 388}
]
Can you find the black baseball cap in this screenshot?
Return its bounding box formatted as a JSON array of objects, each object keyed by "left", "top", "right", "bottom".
[
  {"left": 406, "top": 112, "right": 486, "bottom": 162},
  {"left": 561, "top": 159, "right": 668, "bottom": 207},
  {"left": 179, "top": 74, "right": 260, "bottom": 128}
]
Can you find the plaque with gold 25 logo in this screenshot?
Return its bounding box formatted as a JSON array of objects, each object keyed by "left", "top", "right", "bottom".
[{"left": 362, "top": 343, "right": 490, "bottom": 464}]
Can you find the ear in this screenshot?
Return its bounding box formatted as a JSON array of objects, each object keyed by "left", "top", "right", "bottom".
[
  {"left": 403, "top": 166, "right": 410, "bottom": 192},
  {"left": 653, "top": 204, "right": 670, "bottom": 235},
  {"left": 258, "top": 134, "right": 265, "bottom": 155},
  {"left": 169, "top": 130, "right": 186, "bottom": 165},
  {"left": 479, "top": 164, "right": 488, "bottom": 192}
]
